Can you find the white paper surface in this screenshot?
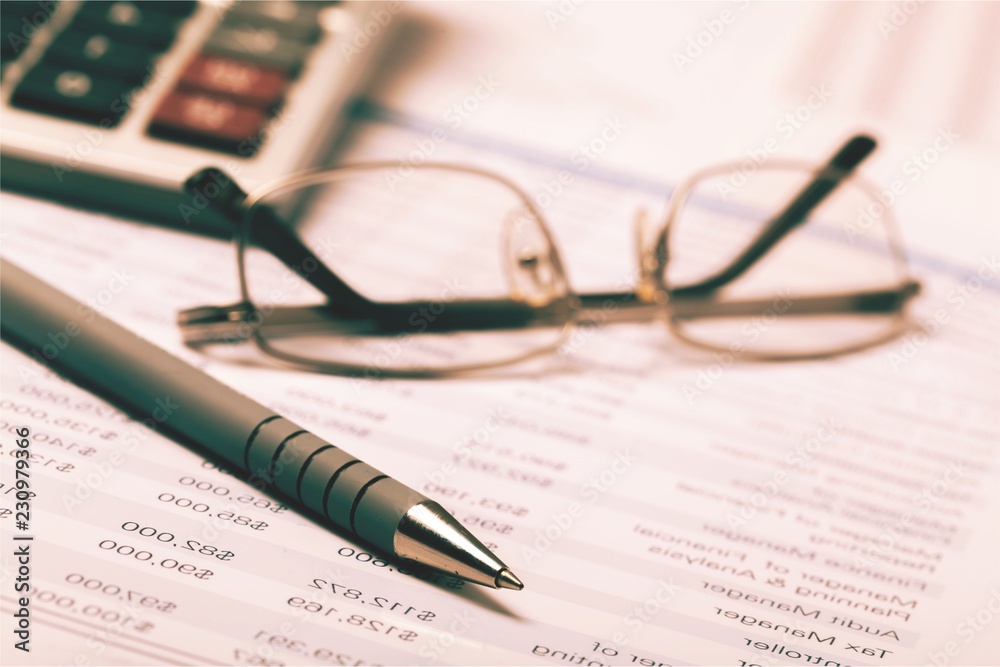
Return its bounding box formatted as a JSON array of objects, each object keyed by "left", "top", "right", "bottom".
[
  {"left": 2, "top": 113, "right": 998, "bottom": 664},
  {"left": 2, "top": 3, "right": 999, "bottom": 665}
]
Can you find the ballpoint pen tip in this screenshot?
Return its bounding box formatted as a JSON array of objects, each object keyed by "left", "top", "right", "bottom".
[{"left": 497, "top": 569, "right": 524, "bottom": 591}]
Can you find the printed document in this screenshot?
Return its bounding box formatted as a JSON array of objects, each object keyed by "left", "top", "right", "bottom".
[
  {"left": 3, "top": 3, "right": 999, "bottom": 665},
  {"left": 2, "top": 113, "right": 998, "bottom": 665}
]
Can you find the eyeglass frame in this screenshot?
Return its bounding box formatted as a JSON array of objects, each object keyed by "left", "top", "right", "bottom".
[{"left": 177, "top": 135, "right": 923, "bottom": 378}]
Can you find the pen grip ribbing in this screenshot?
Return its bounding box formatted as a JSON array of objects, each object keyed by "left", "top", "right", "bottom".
[{"left": 244, "top": 415, "right": 425, "bottom": 553}]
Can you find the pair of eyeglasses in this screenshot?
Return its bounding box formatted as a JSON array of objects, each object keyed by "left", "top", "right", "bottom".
[{"left": 177, "top": 134, "right": 922, "bottom": 378}]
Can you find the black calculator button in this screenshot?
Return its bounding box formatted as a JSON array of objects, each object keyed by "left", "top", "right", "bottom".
[
  {"left": 11, "top": 65, "right": 129, "bottom": 125},
  {"left": 2, "top": 1, "right": 58, "bottom": 26},
  {"left": 144, "top": 1, "right": 197, "bottom": 17},
  {"left": 73, "top": 1, "right": 180, "bottom": 50},
  {"left": 1, "top": 16, "right": 20, "bottom": 61},
  {"left": 45, "top": 32, "right": 154, "bottom": 81},
  {"left": 3, "top": 1, "right": 57, "bottom": 15},
  {"left": 205, "top": 25, "right": 309, "bottom": 75}
]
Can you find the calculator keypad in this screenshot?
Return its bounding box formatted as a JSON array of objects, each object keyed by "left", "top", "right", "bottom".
[
  {"left": 44, "top": 32, "right": 155, "bottom": 81},
  {"left": 70, "top": 1, "right": 192, "bottom": 50},
  {"left": 8, "top": 1, "right": 334, "bottom": 156},
  {"left": 10, "top": 1, "right": 190, "bottom": 125}
]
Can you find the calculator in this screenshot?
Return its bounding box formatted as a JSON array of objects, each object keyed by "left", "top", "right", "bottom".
[{"left": 0, "top": 0, "right": 393, "bottom": 236}]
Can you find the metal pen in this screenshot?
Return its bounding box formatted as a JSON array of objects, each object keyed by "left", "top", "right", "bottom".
[{"left": 0, "top": 259, "right": 523, "bottom": 590}]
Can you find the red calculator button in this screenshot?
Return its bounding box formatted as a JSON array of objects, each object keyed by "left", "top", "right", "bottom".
[{"left": 150, "top": 91, "right": 267, "bottom": 154}]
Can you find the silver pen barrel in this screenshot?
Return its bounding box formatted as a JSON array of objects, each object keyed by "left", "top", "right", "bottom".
[{"left": 0, "top": 259, "right": 522, "bottom": 590}]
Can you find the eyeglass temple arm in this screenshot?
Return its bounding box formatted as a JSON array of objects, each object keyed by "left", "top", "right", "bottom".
[
  {"left": 177, "top": 298, "right": 560, "bottom": 343},
  {"left": 183, "top": 168, "right": 372, "bottom": 312},
  {"left": 670, "top": 134, "right": 877, "bottom": 299},
  {"left": 665, "top": 282, "right": 920, "bottom": 319},
  {"left": 178, "top": 282, "right": 921, "bottom": 343},
  {"left": 578, "top": 282, "right": 920, "bottom": 322}
]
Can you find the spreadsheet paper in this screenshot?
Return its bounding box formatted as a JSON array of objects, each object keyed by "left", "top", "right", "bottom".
[{"left": 1, "top": 112, "right": 998, "bottom": 665}]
